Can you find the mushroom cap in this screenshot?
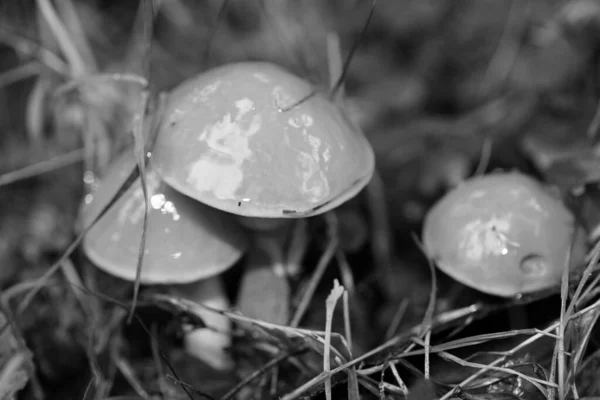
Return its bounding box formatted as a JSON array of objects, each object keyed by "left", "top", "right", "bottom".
[
  {"left": 151, "top": 62, "right": 375, "bottom": 218},
  {"left": 81, "top": 152, "right": 249, "bottom": 284},
  {"left": 422, "top": 172, "right": 588, "bottom": 297}
]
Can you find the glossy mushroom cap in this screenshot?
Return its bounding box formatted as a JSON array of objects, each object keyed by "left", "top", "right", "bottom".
[
  {"left": 151, "top": 62, "right": 375, "bottom": 218},
  {"left": 81, "top": 152, "right": 248, "bottom": 284},
  {"left": 422, "top": 172, "right": 588, "bottom": 297}
]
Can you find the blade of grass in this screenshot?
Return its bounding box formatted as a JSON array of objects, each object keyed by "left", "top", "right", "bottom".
[
  {"left": 124, "top": 0, "right": 155, "bottom": 80},
  {"left": 0, "top": 27, "right": 69, "bottom": 74},
  {"left": 389, "top": 363, "right": 408, "bottom": 396},
  {"left": 569, "top": 239, "right": 600, "bottom": 317},
  {"left": 411, "top": 234, "right": 437, "bottom": 380},
  {"left": 86, "top": 324, "right": 113, "bottom": 398},
  {"left": 343, "top": 290, "right": 360, "bottom": 400},
  {"left": 0, "top": 61, "right": 40, "bottom": 88},
  {"left": 567, "top": 307, "right": 600, "bottom": 381},
  {"left": 556, "top": 227, "right": 574, "bottom": 400},
  {"left": 127, "top": 90, "right": 150, "bottom": 324},
  {"left": 549, "top": 335, "right": 559, "bottom": 400},
  {"left": 36, "top": 0, "right": 86, "bottom": 76},
  {"left": 149, "top": 324, "right": 170, "bottom": 398},
  {"left": 0, "top": 149, "right": 84, "bottom": 187},
  {"left": 289, "top": 226, "right": 338, "bottom": 328},
  {"left": 52, "top": 73, "right": 148, "bottom": 99},
  {"left": 473, "top": 136, "right": 493, "bottom": 176},
  {"left": 126, "top": 0, "right": 156, "bottom": 323},
  {"left": 164, "top": 375, "right": 216, "bottom": 400},
  {"left": 58, "top": 257, "right": 87, "bottom": 310},
  {"left": 220, "top": 347, "right": 309, "bottom": 400},
  {"left": 438, "top": 322, "right": 558, "bottom": 400},
  {"left": 384, "top": 299, "right": 409, "bottom": 340},
  {"left": 328, "top": 0, "right": 376, "bottom": 101},
  {"left": 53, "top": 0, "right": 97, "bottom": 71},
  {"left": 436, "top": 350, "right": 552, "bottom": 396},
  {"left": 335, "top": 250, "right": 356, "bottom": 295},
  {"left": 324, "top": 280, "right": 345, "bottom": 400},
  {"left": 0, "top": 352, "right": 31, "bottom": 398},
  {"left": 285, "top": 219, "right": 309, "bottom": 277},
  {"left": 366, "top": 170, "right": 394, "bottom": 282},
  {"left": 478, "top": 0, "right": 524, "bottom": 94},
  {"left": 152, "top": 293, "right": 352, "bottom": 361},
  {"left": 552, "top": 223, "right": 582, "bottom": 399},
  {"left": 203, "top": 0, "right": 230, "bottom": 67},
  {"left": 326, "top": 32, "right": 344, "bottom": 102},
  {"left": 25, "top": 74, "right": 51, "bottom": 143},
  {"left": 114, "top": 355, "right": 152, "bottom": 400}
]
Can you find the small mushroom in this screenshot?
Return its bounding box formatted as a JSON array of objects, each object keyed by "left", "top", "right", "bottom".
[
  {"left": 81, "top": 151, "right": 248, "bottom": 370},
  {"left": 422, "top": 171, "right": 588, "bottom": 297},
  {"left": 151, "top": 61, "right": 375, "bottom": 321}
]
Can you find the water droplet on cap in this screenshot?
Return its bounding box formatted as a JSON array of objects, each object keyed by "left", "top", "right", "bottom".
[
  {"left": 83, "top": 171, "right": 96, "bottom": 185},
  {"left": 519, "top": 254, "right": 548, "bottom": 276}
]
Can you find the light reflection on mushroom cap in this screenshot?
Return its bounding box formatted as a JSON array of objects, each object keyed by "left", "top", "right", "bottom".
[
  {"left": 81, "top": 152, "right": 249, "bottom": 284},
  {"left": 151, "top": 62, "right": 375, "bottom": 218},
  {"left": 422, "top": 172, "right": 588, "bottom": 297}
]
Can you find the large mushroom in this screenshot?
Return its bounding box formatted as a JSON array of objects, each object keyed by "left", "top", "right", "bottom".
[
  {"left": 422, "top": 171, "right": 588, "bottom": 297},
  {"left": 150, "top": 61, "right": 375, "bottom": 322},
  {"left": 152, "top": 61, "right": 374, "bottom": 219},
  {"left": 81, "top": 151, "right": 248, "bottom": 370}
]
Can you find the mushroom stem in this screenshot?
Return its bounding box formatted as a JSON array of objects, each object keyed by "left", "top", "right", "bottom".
[
  {"left": 236, "top": 218, "right": 309, "bottom": 324},
  {"left": 237, "top": 217, "right": 308, "bottom": 277},
  {"left": 237, "top": 235, "right": 291, "bottom": 324},
  {"left": 238, "top": 217, "right": 291, "bottom": 279},
  {"left": 171, "top": 276, "right": 233, "bottom": 371},
  {"left": 237, "top": 216, "right": 290, "bottom": 232}
]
